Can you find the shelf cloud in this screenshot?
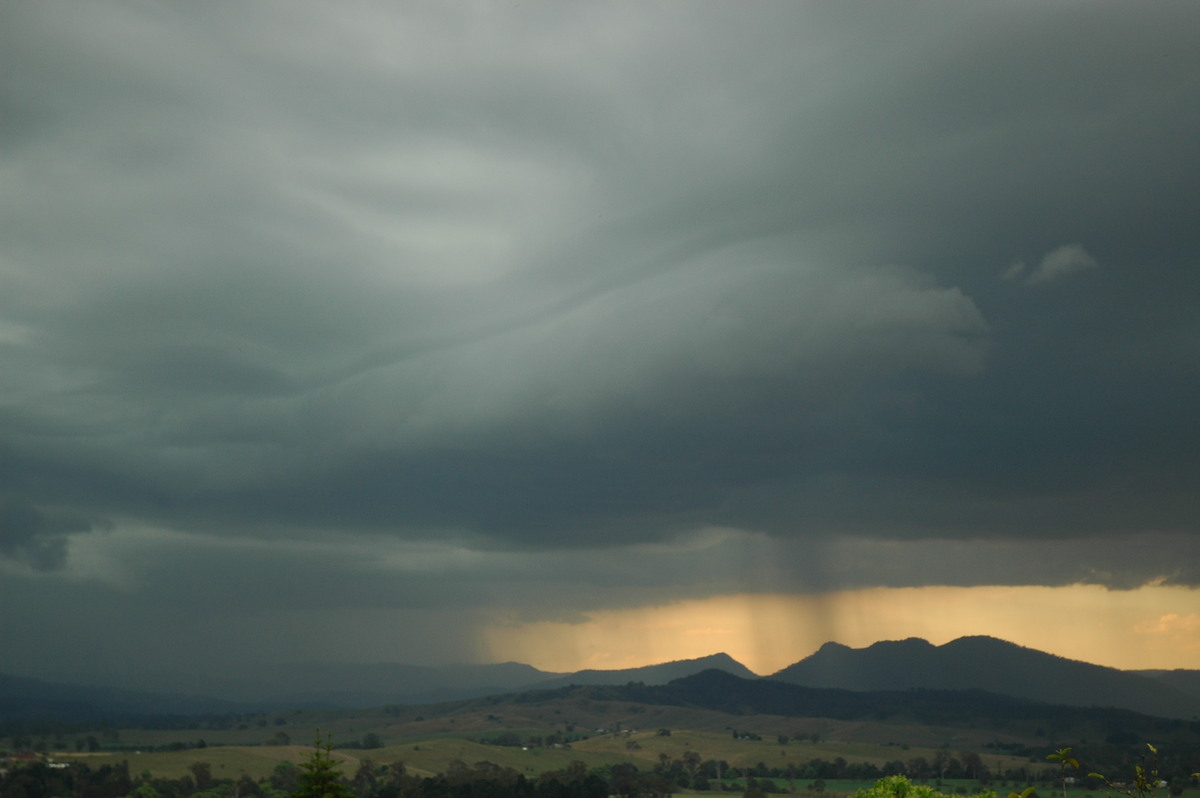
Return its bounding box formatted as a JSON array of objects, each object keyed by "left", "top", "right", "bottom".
[{"left": 2, "top": 1, "right": 1197, "bottom": 681}]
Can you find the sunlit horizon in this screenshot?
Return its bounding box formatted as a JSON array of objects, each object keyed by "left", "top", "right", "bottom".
[{"left": 484, "top": 583, "right": 1200, "bottom": 675}]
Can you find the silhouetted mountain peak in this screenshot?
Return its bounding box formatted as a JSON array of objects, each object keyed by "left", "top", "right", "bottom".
[
  {"left": 532, "top": 652, "right": 757, "bottom": 690},
  {"left": 865, "top": 637, "right": 937, "bottom": 653},
  {"left": 688, "top": 652, "right": 750, "bottom": 670},
  {"left": 769, "top": 635, "right": 1200, "bottom": 719},
  {"left": 941, "top": 635, "right": 1028, "bottom": 653}
]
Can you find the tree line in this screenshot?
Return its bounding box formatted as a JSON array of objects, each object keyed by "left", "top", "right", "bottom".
[
  {"left": 5, "top": 731, "right": 1200, "bottom": 798},
  {"left": 3, "top": 751, "right": 1198, "bottom": 798}
]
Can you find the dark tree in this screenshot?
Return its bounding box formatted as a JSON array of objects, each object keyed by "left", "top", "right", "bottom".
[
  {"left": 190, "top": 762, "right": 213, "bottom": 792},
  {"left": 293, "top": 731, "right": 355, "bottom": 798}
]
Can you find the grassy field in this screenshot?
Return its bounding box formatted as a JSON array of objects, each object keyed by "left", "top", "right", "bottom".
[
  {"left": 52, "top": 728, "right": 1039, "bottom": 783},
  {"left": 56, "top": 737, "right": 619, "bottom": 781},
  {"left": 38, "top": 707, "right": 1200, "bottom": 798},
  {"left": 40, "top": 694, "right": 1070, "bottom": 755},
  {"left": 565, "top": 729, "right": 1039, "bottom": 775},
  {"left": 57, "top": 746, "right": 313, "bottom": 781}
]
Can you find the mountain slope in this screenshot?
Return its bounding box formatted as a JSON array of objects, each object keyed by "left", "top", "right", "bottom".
[
  {"left": 467, "top": 668, "right": 1200, "bottom": 748},
  {"left": 258, "top": 661, "right": 558, "bottom": 706},
  {"left": 252, "top": 654, "right": 756, "bottom": 706},
  {"left": 531, "top": 653, "right": 758, "bottom": 690},
  {"left": 1, "top": 653, "right": 759, "bottom": 713},
  {"left": 0, "top": 663, "right": 559, "bottom": 716},
  {"left": 0, "top": 673, "right": 252, "bottom": 719},
  {"left": 1134, "top": 669, "right": 1200, "bottom": 701},
  {"left": 770, "top": 636, "right": 1200, "bottom": 719}
]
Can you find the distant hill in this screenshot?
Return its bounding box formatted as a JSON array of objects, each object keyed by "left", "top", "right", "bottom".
[
  {"left": 530, "top": 653, "right": 758, "bottom": 690},
  {"left": 0, "top": 653, "right": 759, "bottom": 716},
  {"left": 230, "top": 654, "right": 756, "bottom": 707},
  {"left": 7, "top": 638, "right": 1193, "bottom": 718},
  {"left": 0, "top": 673, "right": 251, "bottom": 719},
  {"left": 251, "top": 661, "right": 558, "bottom": 707},
  {"left": 462, "top": 668, "right": 1200, "bottom": 747},
  {"left": 1134, "top": 669, "right": 1200, "bottom": 701},
  {"left": 770, "top": 636, "right": 1200, "bottom": 719}
]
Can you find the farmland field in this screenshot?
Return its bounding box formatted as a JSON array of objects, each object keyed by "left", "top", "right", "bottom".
[{"left": 55, "top": 728, "right": 1050, "bottom": 783}]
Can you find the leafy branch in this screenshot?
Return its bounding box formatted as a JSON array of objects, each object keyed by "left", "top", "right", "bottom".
[
  {"left": 1087, "top": 744, "right": 1161, "bottom": 798},
  {"left": 1048, "top": 747, "right": 1080, "bottom": 798}
]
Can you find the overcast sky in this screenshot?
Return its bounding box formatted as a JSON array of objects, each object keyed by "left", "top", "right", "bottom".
[{"left": 2, "top": 1, "right": 1198, "bottom": 686}]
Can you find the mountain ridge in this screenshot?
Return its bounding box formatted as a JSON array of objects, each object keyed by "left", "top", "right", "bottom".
[
  {"left": 5, "top": 637, "right": 1198, "bottom": 719},
  {"left": 0, "top": 652, "right": 757, "bottom": 716},
  {"left": 770, "top": 634, "right": 1200, "bottom": 719},
  {"left": 529, "top": 652, "right": 758, "bottom": 690}
]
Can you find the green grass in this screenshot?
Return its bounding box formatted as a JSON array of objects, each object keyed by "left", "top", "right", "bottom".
[
  {"left": 57, "top": 746, "right": 313, "bottom": 781},
  {"left": 567, "top": 729, "right": 1036, "bottom": 775},
  {"left": 46, "top": 745, "right": 1200, "bottom": 798},
  {"left": 43, "top": 720, "right": 1200, "bottom": 798},
  {"left": 57, "top": 737, "right": 615, "bottom": 781},
  {"left": 49, "top": 727, "right": 1043, "bottom": 784}
]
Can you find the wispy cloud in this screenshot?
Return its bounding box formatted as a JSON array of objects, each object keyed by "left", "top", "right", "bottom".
[{"left": 1005, "top": 243, "right": 1099, "bottom": 286}]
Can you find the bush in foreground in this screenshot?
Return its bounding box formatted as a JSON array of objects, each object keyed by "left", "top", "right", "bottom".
[{"left": 853, "top": 775, "right": 996, "bottom": 798}]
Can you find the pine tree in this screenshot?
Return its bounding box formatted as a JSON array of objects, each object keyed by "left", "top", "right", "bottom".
[{"left": 293, "top": 730, "right": 355, "bottom": 798}]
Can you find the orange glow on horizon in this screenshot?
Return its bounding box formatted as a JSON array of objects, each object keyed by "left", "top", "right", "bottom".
[{"left": 483, "top": 584, "right": 1200, "bottom": 674}]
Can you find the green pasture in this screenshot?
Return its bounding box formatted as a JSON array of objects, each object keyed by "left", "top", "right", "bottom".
[
  {"left": 56, "top": 737, "right": 614, "bottom": 781},
  {"left": 43, "top": 745, "right": 1200, "bottom": 798},
  {"left": 568, "top": 729, "right": 1038, "bottom": 775},
  {"left": 56, "top": 746, "right": 311, "bottom": 781},
  {"left": 53, "top": 727, "right": 1041, "bottom": 784}
]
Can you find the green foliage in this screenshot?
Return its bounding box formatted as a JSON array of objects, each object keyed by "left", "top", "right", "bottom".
[
  {"left": 1088, "top": 744, "right": 1164, "bottom": 798},
  {"left": 292, "top": 729, "right": 355, "bottom": 798},
  {"left": 1048, "top": 749, "right": 1080, "bottom": 770},
  {"left": 852, "top": 775, "right": 995, "bottom": 798},
  {"left": 1049, "top": 747, "right": 1081, "bottom": 798},
  {"left": 189, "top": 761, "right": 213, "bottom": 791}
]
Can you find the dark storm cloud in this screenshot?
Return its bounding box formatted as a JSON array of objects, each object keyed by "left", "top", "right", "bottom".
[
  {"left": 0, "top": 499, "right": 78, "bottom": 570},
  {"left": 1, "top": 0, "right": 1197, "bottom": 606}
]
